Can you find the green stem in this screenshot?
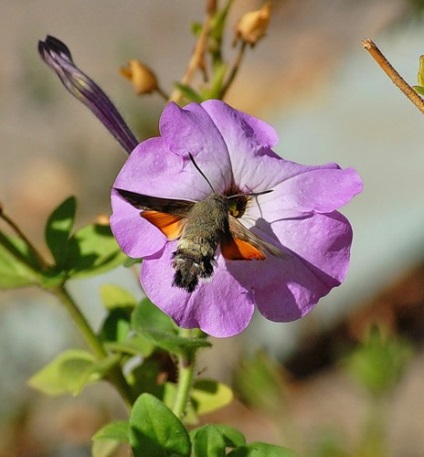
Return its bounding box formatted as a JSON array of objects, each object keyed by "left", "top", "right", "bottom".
[
  {"left": 0, "top": 210, "right": 49, "bottom": 271},
  {"left": 52, "top": 284, "right": 134, "bottom": 407},
  {"left": 220, "top": 40, "right": 247, "bottom": 99},
  {"left": 172, "top": 328, "right": 197, "bottom": 419}
]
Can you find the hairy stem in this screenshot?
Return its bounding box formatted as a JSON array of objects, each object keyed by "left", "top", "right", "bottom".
[
  {"left": 362, "top": 38, "right": 424, "bottom": 114},
  {"left": 172, "top": 329, "right": 197, "bottom": 419}
]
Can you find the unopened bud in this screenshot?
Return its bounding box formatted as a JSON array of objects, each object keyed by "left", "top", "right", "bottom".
[
  {"left": 120, "top": 60, "right": 159, "bottom": 95},
  {"left": 95, "top": 213, "right": 110, "bottom": 226},
  {"left": 235, "top": 2, "right": 271, "bottom": 46}
]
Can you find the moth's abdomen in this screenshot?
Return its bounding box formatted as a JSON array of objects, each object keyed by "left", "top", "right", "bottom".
[{"left": 172, "top": 250, "right": 214, "bottom": 292}]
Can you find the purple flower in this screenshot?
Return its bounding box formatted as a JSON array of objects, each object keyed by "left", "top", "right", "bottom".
[{"left": 111, "top": 100, "right": 362, "bottom": 338}]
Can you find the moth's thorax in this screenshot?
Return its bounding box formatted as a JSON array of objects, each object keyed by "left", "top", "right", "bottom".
[{"left": 182, "top": 193, "right": 229, "bottom": 239}]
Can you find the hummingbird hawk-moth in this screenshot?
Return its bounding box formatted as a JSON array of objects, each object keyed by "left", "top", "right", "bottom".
[{"left": 115, "top": 156, "right": 286, "bottom": 292}]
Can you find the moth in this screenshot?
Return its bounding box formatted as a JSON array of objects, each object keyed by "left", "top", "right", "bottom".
[{"left": 115, "top": 155, "right": 286, "bottom": 293}]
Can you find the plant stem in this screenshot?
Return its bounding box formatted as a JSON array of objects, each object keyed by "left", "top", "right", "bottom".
[
  {"left": 0, "top": 210, "right": 49, "bottom": 271},
  {"left": 52, "top": 284, "right": 134, "bottom": 407},
  {"left": 220, "top": 40, "right": 247, "bottom": 99},
  {"left": 170, "top": 10, "right": 213, "bottom": 103},
  {"left": 362, "top": 38, "right": 424, "bottom": 114},
  {"left": 172, "top": 329, "right": 197, "bottom": 419}
]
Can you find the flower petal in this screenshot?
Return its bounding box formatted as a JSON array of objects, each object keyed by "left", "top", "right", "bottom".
[
  {"left": 159, "top": 103, "right": 233, "bottom": 193},
  {"left": 141, "top": 243, "right": 255, "bottom": 337},
  {"left": 243, "top": 164, "right": 363, "bottom": 223},
  {"left": 227, "top": 211, "right": 353, "bottom": 321}
]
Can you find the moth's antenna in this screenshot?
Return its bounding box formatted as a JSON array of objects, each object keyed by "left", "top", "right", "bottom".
[
  {"left": 228, "top": 189, "right": 273, "bottom": 199},
  {"left": 188, "top": 153, "right": 215, "bottom": 193}
]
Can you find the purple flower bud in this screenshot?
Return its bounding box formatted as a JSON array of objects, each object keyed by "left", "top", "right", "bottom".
[{"left": 38, "top": 36, "right": 138, "bottom": 154}]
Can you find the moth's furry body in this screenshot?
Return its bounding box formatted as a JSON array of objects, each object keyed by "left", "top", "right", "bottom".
[{"left": 172, "top": 194, "right": 229, "bottom": 292}]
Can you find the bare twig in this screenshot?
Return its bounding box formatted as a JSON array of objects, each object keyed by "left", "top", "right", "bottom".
[
  {"left": 362, "top": 38, "right": 424, "bottom": 114},
  {"left": 170, "top": 13, "right": 213, "bottom": 103}
]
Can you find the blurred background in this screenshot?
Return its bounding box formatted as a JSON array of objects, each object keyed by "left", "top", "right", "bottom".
[{"left": 1, "top": 0, "right": 424, "bottom": 456}]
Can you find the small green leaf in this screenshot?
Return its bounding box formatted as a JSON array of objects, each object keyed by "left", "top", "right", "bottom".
[
  {"left": 191, "top": 425, "right": 246, "bottom": 456},
  {"left": 192, "top": 425, "right": 226, "bottom": 457},
  {"left": 100, "top": 284, "right": 137, "bottom": 310},
  {"left": 344, "top": 326, "right": 413, "bottom": 396},
  {"left": 140, "top": 328, "right": 211, "bottom": 355},
  {"left": 417, "top": 55, "right": 424, "bottom": 87},
  {"left": 173, "top": 83, "right": 204, "bottom": 103},
  {"left": 132, "top": 299, "right": 210, "bottom": 355},
  {"left": 0, "top": 234, "right": 41, "bottom": 288},
  {"left": 210, "top": 425, "right": 246, "bottom": 449},
  {"left": 123, "top": 257, "right": 142, "bottom": 267},
  {"left": 191, "top": 379, "right": 233, "bottom": 415},
  {"left": 99, "top": 309, "right": 132, "bottom": 344},
  {"left": 28, "top": 349, "right": 95, "bottom": 396},
  {"left": 132, "top": 298, "right": 177, "bottom": 334},
  {"left": 228, "top": 442, "right": 298, "bottom": 457},
  {"left": 234, "top": 350, "right": 288, "bottom": 416},
  {"left": 92, "top": 439, "right": 122, "bottom": 457},
  {"left": 45, "top": 196, "right": 76, "bottom": 266},
  {"left": 65, "top": 223, "right": 127, "bottom": 278},
  {"left": 105, "top": 335, "right": 155, "bottom": 358},
  {"left": 28, "top": 349, "right": 119, "bottom": 396},
  {"left": 413, "top": 84, "right": 424, "bottom": 96},
  {"left": 129, "top": 393, "right": 191, "bottom": 457},
  {"left": 93, "top": 421, "right": 130, "bottom": 443}
]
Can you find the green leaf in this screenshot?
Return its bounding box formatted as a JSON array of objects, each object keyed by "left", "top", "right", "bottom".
[
  {"left": 93, "top": 420, "right": 130, "bottom": 443},
  {"left": 140, "top": 328, "right": 211, "bottom": 355},
  {"left": 211, "top": 425, "right": 246, "bottom": 449},
  {"left": 99, "top": 308, "right": 132, "bottom": 344},
  {"left": 105, "top": 335, "right": 155, "bottom": 358},
  {"left": 28, "top": 349, "right": 95, "bottom": 396},
  {"left": 129, "top": 393, "right": 191, "bottom": 457},
  {"left": 417, "top": 55, "right": 424, "bottom": 87},
  {"left": 191, "top": 379, "right": 233, "bottom": 415},
  {"left": 132, "top": 298, "right": 177, "bottom": 333},
  {"left": 344, "top": 326, "right": 413, "bottom": 396},
  {"left": 227, "top": 442, "right": 298, "bottom": 457},
  {"left": 191, "top": 425, "right": 246, "bottom": 456},
  {"left": 132, "top": 299, "right": 210, "bottom": 355},
  {"left": 413, "top": 84, "right": 424, "bottom": 96},
  {"left": 100, "top": 284, "right": 137, "bottom": 310},
  {"left": 173, "top": 83, "right": 204, "bottom": 103},
  {"left": 65, "top": 223, "right": 127, "bottom": 278},
  {"left": 92, "top": 439, "right": 122, "bottom": 457},
  {"left": 233, "top": 350, "right": 288, "bottom": 416},
  {"left": 45, "top": 196, "right": 76, "bottom": 266},
  {"left": 28, "top": 349, "right": 119, "bottom": 396},
  {"left": 192, "top": 425, "right": 226, "bottom": 457},
  {"left": 0, "top": 233, "right": 41, "bottom": 288}
]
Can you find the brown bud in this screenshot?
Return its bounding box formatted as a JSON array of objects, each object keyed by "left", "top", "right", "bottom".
[
  {"left": 120, "top": 60, "right": 159, "bottom": 95},
  {"left": 95, "top": 213, "right": 110, "bottom": 226},
  {"left": 235, "top": 2, "right": 271, "bottom": 46}
]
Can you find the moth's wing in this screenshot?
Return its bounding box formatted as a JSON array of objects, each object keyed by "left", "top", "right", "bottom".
[
  {"left": 221, "top": 216, "right": 287, "bottom": 260},
  {"left": 115, "top": 188, "right": 194, "bottom": 240},
  {"left": 115, "top": 188, "right": 194, "bottom": 215}
]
